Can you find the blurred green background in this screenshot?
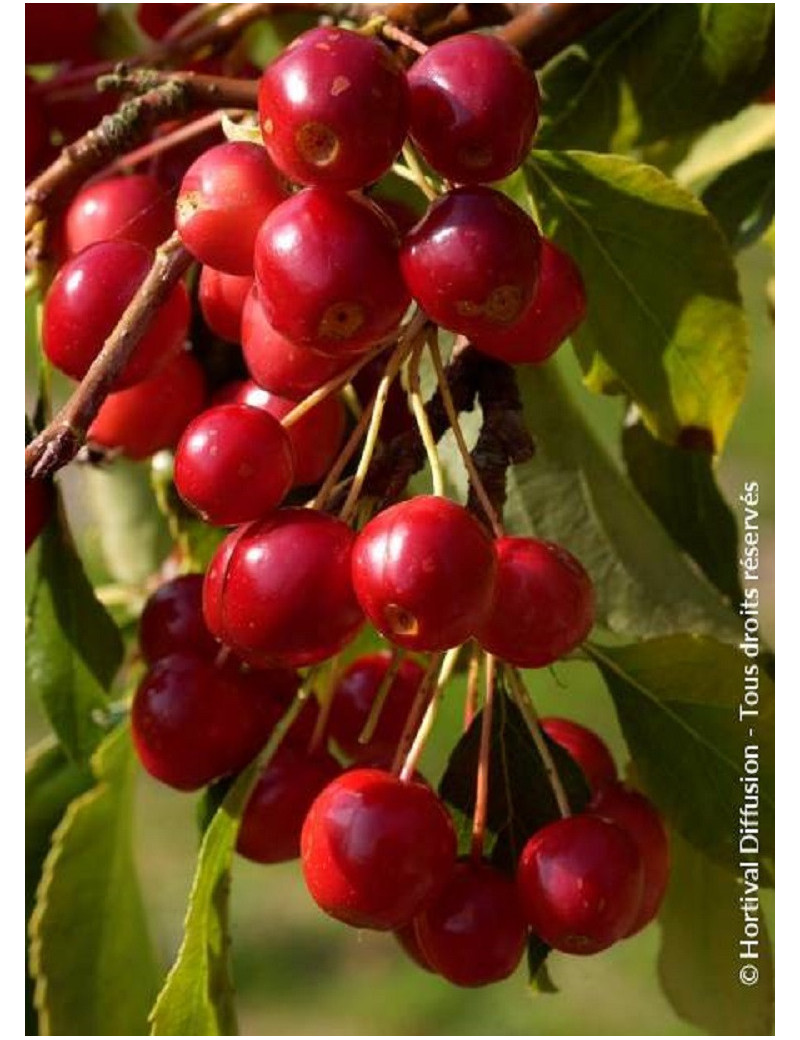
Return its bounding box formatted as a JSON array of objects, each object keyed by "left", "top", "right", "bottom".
[{"left": 26, "top": 93, "right": 774, "bottom": 1033}]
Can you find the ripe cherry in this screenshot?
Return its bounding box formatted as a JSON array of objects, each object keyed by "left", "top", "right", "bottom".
[
  {"left": 87, "top": 350, "right": 206, "bottom": 459},
  {"left": 408, "top": 34, "right": 540, "bottom": 184},
  {"left": 25, "top": 478, "right": 52, "bottom": 552},
  {"left": 203, "top": 509, "right": 364, "bottom": 667},
  {"left": 176, "top": 141, "right": 287, "bottom": 275},
  {"left": 395, "top": 924, "right": 436, "bottom": 973},
  {"left": 473, "top": 240, "right": 587, "bottom": 364},
  {"left": 540, "top": 717, "right": 617, "bottom": 796},
  {"left": 258, "top": 26, "right": 409, "bottom": 191},
  {"left": 301, "top": 768, "right": 457, "bottom": 930},
  {"left": 327, "top": 652, "right": 426, "bottom": 762},
  {"left": 174, "top": 403, "right": 295, "bottom": 526},
  {"left": 241, "top": 287, "right": 347, "bottom": 399},
  {"left": 137, "top": 3, "right": 198, "bottom": 39},
  {"left": 198, "top": 267, "right": 253, "bottom": 342},
  {"left": 401, "top": 187, "right": 542, "bottom": 340},
  {"left": 237, "top": 747, "right": 341, "bottom": 864},
  {"left": 25, "top": 3, "right": 98, "bottom": 64},
  {"left": 254, "top": 188, "right": 410, "bottom": 357},
  {"left": 351, "top": 496, "right": 497, "bottom": 652},
  {"left": 516, "top": 815, "right": 644, "bottom": 955},
  {"left": 63, "top": 175, "right": 175, "bottom": 255},
  {"left": 216, "top": 380, "right": 345, "bottom": 487},
  {"left": 139, "top": 574, "right": 219, "bottom": 665},
  {"left": 591, "top": 783, "right": 670, "bottom": 935},
  {"left": 42, "top": 240, "right": 190, "bottom": 387},
  {"left": 477, "top": 537, "right": 594, "bottom": 668},
  {"left": 414, "top": 860, "right": 527, "bottom": 987},
  {"left": 131, "top": 653, "right": 285, "bottom": 791}
]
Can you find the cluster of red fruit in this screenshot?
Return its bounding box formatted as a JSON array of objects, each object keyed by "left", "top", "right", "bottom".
[{"left": 28, "top": 18, "right": 669, "bottom": 988}]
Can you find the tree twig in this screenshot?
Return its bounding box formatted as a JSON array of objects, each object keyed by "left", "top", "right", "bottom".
[
  {"left": 25, "top": 233, "right": 192, "bottom": 479},
  {"left": 497, "top": 3, "right": 626, "bottom": 67}
]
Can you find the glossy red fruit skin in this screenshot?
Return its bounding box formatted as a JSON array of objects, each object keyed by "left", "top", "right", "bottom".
[
  {"left": 241, "top": 287, "right": 347, "bottom": 400},
  {"left": 517, "top": 815, "right": 644, "bottom": 955},
  {"left": 591, "top": 783, "right": 670, "bottom": 935},
  {"left": 415, "top": 860, "right": 527, "bottom": 986},
  {"left": 137, "top": 2, "right": 198, "bottom": 39},
  {"left": 42, "top": 241, "right": 190, "bottom": 388},
  {"left": 301, "top": 768, "right": 457, "bottom": 930},
  {"left": 217, "top": 380, "right": 345, "bottom": 487},
  {"left": 203, "top": 509, "right": 364, "bottom": 667},
  {"left": 258, "top": 27, "right": 409, "bottom": 191},
  {"left": 198, "top": 267, "right": 253, "bottom": 342},
  {"left": 174, "top": 403, "right": 295, "bottom": 526},
  {"left": 64, "top": 175, "right": 175, "bottom": 255},
  {"left": 131, "top": 653, "right": 283, "bottom": 791},
  {"left": 351, "top": 496, "right": 497, "bottom": 652},
  {"left": 477, "top": 537, "right": 594, "bottom": 668},
  {"left": 473, "top": 240, "right": 587, "bottom": 364},
  {"left": 25, "top": 3, "right": 98, "bottom": 64},
  {"left": 139, "top": 574, "right": 219, "bottom": 665},
  {"left": 408, "top": 34, "right": 539, "bottom": 184},
  {"left": 87, "top": 350, "right": 206, "bottom": 459},
  {"left": 25, "top": 478, "right": 52, "bottom": 552},
  {"left": 328, "top": 652, "right": 426, "bottom": 762},
  {"left": 395, "top": 923, "right": 436, "bottom": 973},
  {"left": 255, "top": 188, "right": 410, "bottom": 357},
  {"left": 176, "top": 142, "right": 287, "bottom": 275},
  {"left": 540, "top": 717, "right": 617, "bottom": 796},
  {"left": 237, "top": 747, "right": 341, "bottom": 864},
  {"left": 401, "top": 187, "right": 541, "bottom": 340}
]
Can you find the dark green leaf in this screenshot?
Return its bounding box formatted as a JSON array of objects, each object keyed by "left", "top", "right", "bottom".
[
  {"left": 658, "top": 832, "right": 774, "bottom": 1034},
  {"left": 701, "top": 148, "right": 775, "bottom": 250},
  {"left": 26, "top": 507, "right": 124, "bottom": 763},
  {"left": 149, "top": 761, "right": 261, "bottom": 1036},
  {"left": 501, "top": 362, "right": 741, "bottom": 642},
  {"left": 438, "top": 680, "right": 590, "bottom": 875},
  {"left": 587, "top": 636, "right": 774, "bottom": 869},
  {"left": 527, "top": 935, "right": 557, "bottom": 994},
  {"left": 25, "top": 741, "right": 93, "bottom": 1035},
  {"left": 538, "top": 4, "right": 775, "bottom": 153},
  {"left": 521, "top": 150, "right": 748, "bottom": 450},
  {"left": 622, "top": 417, "right": 743, "bottom": 605},
  {"left": 29, "top": 724, "right": 160, "bottom": 1035}
]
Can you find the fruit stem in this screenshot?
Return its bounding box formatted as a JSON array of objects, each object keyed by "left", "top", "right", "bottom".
[
  {"left": 312, "top": 389, "right": 377, "bottom": 512},
  {"left": 391, "top": 651, "right": 444, "bottom": 776},
  {"left": 463, "top": 640, "right": 480, "bottom": 731},
  {"left": 428, "top": 331, "right": 505, "bottom": 538},
  {"left": 470, "top": 652, "right": 496, "bottom": 861},
  {"left": 506, "top": 666, "right": 572, "bottom": 818},
  {"left": 308, "top": 656, "right": 341, "bottom": 755},
  {"left": 406, "top": 339, "right": 445, "bottom": 498},
  {"left": 400, "top": 142, "right": 438, "bottom": 201},
  {"left": 102, "top": 110, "right": 233, "bottom": 176},
  {"left": 399, "top": 648, "right": 458, "bottom": 781},
  {"left": 357, "top": 648, "right": 405, "bottom": 747}
]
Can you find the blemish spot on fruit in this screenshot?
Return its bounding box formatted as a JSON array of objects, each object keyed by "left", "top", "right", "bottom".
[
  {"left": 384, "top": 603, "right": 420, "bottom": 638},
  {"left": 296, "top": 121, "right": 340, "bottom": 167},
  {"left": 263, "top": 117, "right": 274, "bottom": 135},
  {"left": 459, "top": 144, "right": 493, "bottom": 170},
  {"left": 318, "top": 301, "right": 365, "bottom": 340},
  {"left": 485, "top": 284, "right": 524, "bottom": 323},
  {"left": 331, "top": 76, "right": 350, "bottom": 97},
  {"left": 176, "top": 190, "right": 202, "bottom": 221}
]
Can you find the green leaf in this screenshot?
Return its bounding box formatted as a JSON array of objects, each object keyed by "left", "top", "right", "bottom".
[
  {"left": 586, "top": 636, "right": 774, "bottom": 870},
  {"left": 503, "top": 362, "right": 741, "bottom": 642},
  {"left": 29, "top": 724, "right": 160, "bottom": 1035},
  {"left": 149, "top": 763, "right": 260, "bottom": 1036},
  {"left": 538, "top": 4, "right": 775, "bottom": 154},
  {"left": 25, "top": 741, "right": 93, "bottom": 1034},
  {"left": 658, "top": 832, "right": 774, "bottom": 1034},
  {"left": 438, "top": 680, "right": 590, "bottom": 874},
  {"left": 26, "top": 506, "right": 124, "bottom": 763},
  {"left": 701, "top": 148, "right": 775, "bottom": 251},
  {"left": 621, "top": 417, "right": 743, "bottom": 605},
  {"left": 522, "top": 150, "right": 748, "bottom": 450},
  {"left": 527, "top": 935, "right": 557, "bottom": 994}
]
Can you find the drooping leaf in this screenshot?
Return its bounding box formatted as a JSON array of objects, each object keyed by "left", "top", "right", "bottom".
[
  {"left": 527, "top": 935, "right": 557, "bottom": 994},
  {"left": 521, "top": 150, "right": 748, "bottom": 450},
  {"left": 587, "top": 636, "right": 774, "bottom": 870},
  {"left": 621, "top": 417, "right": 743, "bottom": 605},
  {"left": 538, "top": 4, "right": 775, "bottom": 154},
  {"left": 500, "top": 362, "right": 741, "bottom": 643},
  {"left": 438, "top": 680, "right": 590, "bottom": 875},
  {"left": 149, "top": 762, "right": 260, "bottom": 1036},
  {"left": 25, "top": 741, "right": 93, "bottom": 1034},
  {"left": 701, "top": 148, "right": 775, "bottom": 251},
  {"left": 29, "top": 724, "right": 160, "bottom": 1035},
  {"left": 658, "top": 832, "right": 774, "bottom": 1034},
  {"left": 26, "top": 506, "right": 124, "bottom": 763}
]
